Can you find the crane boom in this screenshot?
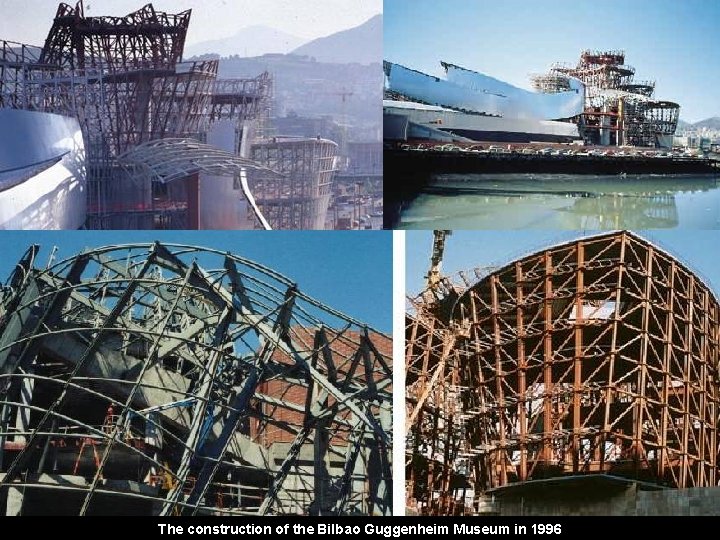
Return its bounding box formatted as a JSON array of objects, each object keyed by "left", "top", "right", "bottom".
[{"left": 426, "top": 230, "right": 452, "bottom": 290}]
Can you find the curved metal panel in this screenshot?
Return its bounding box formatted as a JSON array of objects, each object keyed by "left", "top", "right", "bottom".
[
  {"left": 0, "top": 109, "right": 86, "bottom": 229},
  {"left": 385, "top": 62, "right": 584, "bottom": 121}
]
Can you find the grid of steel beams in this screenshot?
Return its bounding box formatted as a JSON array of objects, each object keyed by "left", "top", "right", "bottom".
[
  {"left": 406, "top": 231, "right": 720, "bottom": 515},
  {"left": 535, "top": 50, "right": 680, "bottom": 147},
  {"left": 250, "top": 138, "right": 338, "bottom": 230},
  {"left": 0, "top": 2, "right": 286, "bottom": 230},
  {"left": 0, "top": 243, "right": 392, "bottom": 515}
]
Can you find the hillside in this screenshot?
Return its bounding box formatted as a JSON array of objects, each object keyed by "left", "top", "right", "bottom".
[
  {"left": 290, "top": 14, "right": 382, "bottom": 65},
  {"left": 184, "top": 26, "right": 306, "bottom": 58}
]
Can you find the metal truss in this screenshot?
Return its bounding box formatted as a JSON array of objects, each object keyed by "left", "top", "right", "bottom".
[
  {"left": 1, "top": 2, "right": 277, "bottom": 230},
  {"left": 0, "top": 243, "right": 392, "bottom": 515},
  {"left": 539, "top": 50, "right": 679, "bottom": 147},
  {"left": 117, "top": 138, "right": 287, "bottom": 230},
  {"left": 406, "top": 231, "right": 719, "bottom": 515},
  {"left": 250, "top": 138, "right": 339, "bottom": 230},
  {"left": 210, "top": 75, "right": 273, "bottom": 125},
  {"left": 39, "top": 2, "right": 189, "bottom": 71}
]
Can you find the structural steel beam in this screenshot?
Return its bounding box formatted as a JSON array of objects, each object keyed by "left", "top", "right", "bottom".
[{"left": 0, "top": 242, "right": 391, "bottom": 516}]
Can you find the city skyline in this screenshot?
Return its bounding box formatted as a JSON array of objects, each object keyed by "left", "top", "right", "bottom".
[{"left": 385, "top": 0, "right": 720, "bottom": 123}]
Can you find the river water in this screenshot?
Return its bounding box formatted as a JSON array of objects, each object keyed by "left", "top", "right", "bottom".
[{"left": 398, "top": 174, "right": 720, "bottom": 229}]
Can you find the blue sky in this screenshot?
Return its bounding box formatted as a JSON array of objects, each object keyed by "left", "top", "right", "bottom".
[
  {"left": 0, "top": 231, "right": 392, "bottom": 333},
  {"left": 385, "top": 0, "right": 720, "bottom": 123},
  {"left": 406, "top": 230, "right": 720, "bottom": 297}
]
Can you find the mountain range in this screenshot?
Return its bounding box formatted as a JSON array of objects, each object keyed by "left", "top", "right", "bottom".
[
  {"left": 291, "top": 14, "right": 382, "bottom": 65},
  {"left": 184, "top": 14, "right": 382, "bottom": 65},
  {"left": 184, "top": 25, "right": 306, "bottom": 58},
  {"left": 678, "top": 116, "right": 720, "bottom": 131}
]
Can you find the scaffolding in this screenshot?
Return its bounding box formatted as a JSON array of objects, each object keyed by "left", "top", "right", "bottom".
[
  {"left": 537, "top": 50, "right": 680, "bottom": 147},
  {"left": 250, "top": 138, "right": 338, "bottom": 230},
  {"left": 0, "top": 242, "right": 392, "bottom": 515},
  {"left": 1, "top": 2, "right": 282, "bottom": 230},
  {"left": 406, "top": 231, "right": 720, "bottom": 515}
]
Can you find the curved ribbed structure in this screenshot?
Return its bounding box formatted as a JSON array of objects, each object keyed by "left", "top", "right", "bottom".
[
  {"left": 406, "top": 231, "right": 719, "bottom": 514},
  {"left": 0, "top": 243, "right": 391, "bottom": 515}
]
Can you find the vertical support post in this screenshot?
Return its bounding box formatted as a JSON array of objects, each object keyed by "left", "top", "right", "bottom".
[
  {"left": 603, "top": 233, "right": 625, "bottom": 471},
  {"left": 491, "top": 274, "right": 506, "bottom": 486},
  {"left": 542, "top": 251, "right": 554, "bottom": 464},
  {"left": 635, "top": 245, "right": 653, "bottom": 476},
  {"left": 515, "top": 261, "right": 527, "bottom": 481},
  {"left": 659, "top": 260, "right": 675, "bottom": 482},
  {"left": 573, "top": 242, "right": 584, "bottom": 472},
  {"left": 14, "top": 371, "right": 34, "bottom": 445},
  {"left": 681, "top": 275, "right": 695, "bottom": 487}
]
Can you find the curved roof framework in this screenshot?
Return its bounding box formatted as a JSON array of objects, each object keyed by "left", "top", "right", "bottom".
[
  {"left": 406, "top": 231, "right": 720, "bottom": 515},
  {"left": 0, "top": 243, "right": 392, "bottom": 516},
  {"left": 118, "top": 138, "right": 282, "bottom": 183},
  {"left": 117, "top": 138, "right": 286, "bottom": 230}
]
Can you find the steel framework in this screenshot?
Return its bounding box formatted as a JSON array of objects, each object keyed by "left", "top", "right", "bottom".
[
  {"left": 117, "top": 138, "right": 286, "bottom": 230},
  {"left": 406, "top": 231, "right": 720, "bottom": 515},
  {"left": 0, "top": 242, "right": 391, "bottom": 515},
  {"left": 250, "top": 138, "right": 338, "bottom": 230},
  {"left": 39, "top": 2, "right": 190, "bottom": 71},
  {"left": 1, "top": 2, "right": 277, "bottom": 230},
  {"left": 537, "top": 50, "right": 680, "bottom": 147}
]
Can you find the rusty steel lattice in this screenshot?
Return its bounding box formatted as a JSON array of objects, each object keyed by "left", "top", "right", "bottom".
[
  {"left": 406, "top": 231, "right": 720, "bottom": 515},
  {"left": 39, "top": 2, "right": 189, "bottom": 71},
  {"left": 0, "top": 243, "right": 391, "bottom": 515},
  {"left": 536, "top": 50, "right": 680, "bottom": 147}
]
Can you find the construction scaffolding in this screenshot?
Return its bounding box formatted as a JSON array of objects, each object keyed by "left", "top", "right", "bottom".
[
  {"left": 406, "top": 231, "right": 720, "bottom": 515},
  {"left": 0, "top": 2, "right": 289, "bottom": 230},
  {"left": 0, "top": 242, "right": 392, "bottom": 515},
  {"left": 250, "top": 138, "right": 338, "bottom": 230},
  {"left": 533, "top": 50, "right": 680, "bottom": 147}
]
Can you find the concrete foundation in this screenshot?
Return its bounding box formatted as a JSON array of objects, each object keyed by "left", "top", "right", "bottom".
[{"left": 486, "top": 483, "right": 720, "bottom": 516}]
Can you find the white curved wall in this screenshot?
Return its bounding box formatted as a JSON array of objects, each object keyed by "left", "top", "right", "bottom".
[
  {"left": 386, "top": 62, "right": 584, "bottom": 121},
  {"left": 199, "top": 119, "right": 255, "bottom": 230},
  {"left": 0, "top": 109, "right": 86, "bottom": 229}
]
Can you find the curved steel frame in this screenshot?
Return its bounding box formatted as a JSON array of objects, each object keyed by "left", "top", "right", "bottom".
[
  {"left": 406, "top": 231, "right": 719, "bottom": 515},
  {"left": 0, "top": 243, "right": 391, "bottom": 515},
  {"left": 117, "top": 138, "right": 286, "bottom": 230}
]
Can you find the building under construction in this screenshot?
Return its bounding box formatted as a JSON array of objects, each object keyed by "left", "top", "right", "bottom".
[
  {"left": 250, "top": 138, "right": 338, "bottom": 230},
  {"left": 0, "top": 2, "right": 339, "bottom": 230},
  {"left": 0, "top": 242, "right": 391, "bottom": 515},
  {"left": 533, "top": 50, "right": 680, "bottom": 148},
  {"left": 406, "top": 231, "right": 720, "bottom": 516}
]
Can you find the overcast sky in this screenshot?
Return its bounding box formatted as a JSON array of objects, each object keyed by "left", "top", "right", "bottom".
[{"left": 0, "top": 0, "right": 382, "bottom": 44}]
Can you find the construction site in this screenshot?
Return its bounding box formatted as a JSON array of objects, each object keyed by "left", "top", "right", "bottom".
[
  {"left": 406, "top": 230, "right": 720, "bottom": 516},
  {"left": 0, "top": 241, "right": 392, "bottom": 515},
  {"left": 533, "top": 50, "right": 680, "bottom": 148},
  {"left": 0, "top": 2, "right": 340, "bottom": 230}
]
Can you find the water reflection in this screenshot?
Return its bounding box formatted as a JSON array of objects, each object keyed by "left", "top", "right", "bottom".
[{"left": 399, "top": 174, "right": 720, "bottom": 229}]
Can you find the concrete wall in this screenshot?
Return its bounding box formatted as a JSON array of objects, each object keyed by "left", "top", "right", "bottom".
[
  {"left": 636, "top": 487, "right": 720, "bottom": 516},
  {"left": 491, "top": 485, "right": 720, "bottom": 516}
]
